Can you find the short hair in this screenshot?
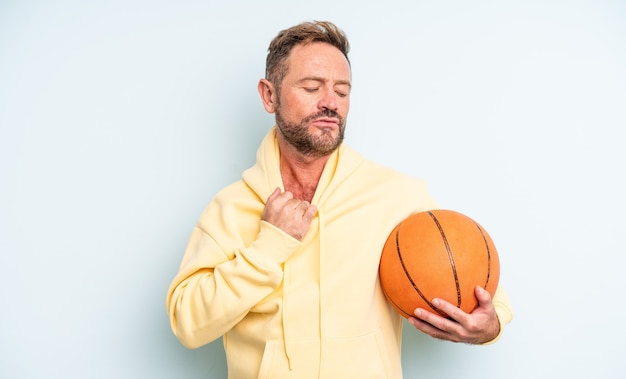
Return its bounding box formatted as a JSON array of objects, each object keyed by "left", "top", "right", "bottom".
[{"left": 265, "top": 21, "right": 350, "bottom": 91}]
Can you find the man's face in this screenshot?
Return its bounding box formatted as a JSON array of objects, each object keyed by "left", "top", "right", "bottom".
[{"left": 275, "top": 42, "right": 352, "bottom": 157}]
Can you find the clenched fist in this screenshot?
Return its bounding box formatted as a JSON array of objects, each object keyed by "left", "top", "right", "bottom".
[{"left": 261, "top": 188, "right": 317, "bottom": 241}]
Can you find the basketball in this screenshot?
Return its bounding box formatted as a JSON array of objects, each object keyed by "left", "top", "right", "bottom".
[{"left": 379, "top": 209, "right": 499, "bottom": 318}]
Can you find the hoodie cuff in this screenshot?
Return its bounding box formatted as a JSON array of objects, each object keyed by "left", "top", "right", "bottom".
[
  {"left": 240, "top": 220, "right": 301, "bottom": 270},
  {"left": 481, "top": 287, "right": 514, "bottom": 345}
]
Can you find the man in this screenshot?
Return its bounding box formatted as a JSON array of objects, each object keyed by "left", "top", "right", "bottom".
[{"left": 167, "top": 21, "right": 513, "bottom": 378}]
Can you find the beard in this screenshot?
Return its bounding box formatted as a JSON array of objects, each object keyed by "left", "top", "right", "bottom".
[{"left": 275, "top": 106, "right": 346, "bottom": 158}]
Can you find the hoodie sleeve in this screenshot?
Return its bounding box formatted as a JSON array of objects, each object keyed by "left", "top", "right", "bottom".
[
  {"left": 166, "top": 198, "right": 300, "bottom": 349},
  {"left": 482, "top": 286, "right": 514, "bottom": 345}
]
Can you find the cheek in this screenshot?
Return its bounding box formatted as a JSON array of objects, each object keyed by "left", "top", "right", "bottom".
[
  {"left": 340, "top": 98, "right": 350, "bottom": 118},
  {"left": 282, "top": 95, "right": 317, "bottom": 118}
]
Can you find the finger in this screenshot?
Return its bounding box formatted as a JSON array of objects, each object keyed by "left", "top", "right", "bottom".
[
  {"left": 302, "top": 204, "right": 317, "bottom": 221},
  {"left": 266, "top": 187, "right": 282, "bottom": 203},
  {"left": 294, "top": 200, "right": 310, "bottom": 209},
  {"left": 408, "top": 314, "right": 457, "bottom": 342},
  {"left": 271, "top": 190, "right": 294, "bottom": 208},
  {"left": 429, "top": 298, "right": 468, "bottom": 323},
  {"left": 408, "top": 316, "right": 438, "bottom": 334},
  {"left": 413, "top": 307, "right": 454, "bottom": 331}
]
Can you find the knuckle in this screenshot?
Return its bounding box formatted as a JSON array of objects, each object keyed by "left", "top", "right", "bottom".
[
  {"left": 466, "top": 319, "right": 479, "bottom": 331},
  {"left": 434, "top": 319, "right": 447, "bottom": 330}
]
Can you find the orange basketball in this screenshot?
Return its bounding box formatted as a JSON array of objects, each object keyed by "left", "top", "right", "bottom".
[{"left": 379, "top": 209, "right": 499, "bottom": 318}]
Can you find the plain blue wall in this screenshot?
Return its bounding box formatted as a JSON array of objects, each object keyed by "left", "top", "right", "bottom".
[{"left": 1, "top": 0, "right": 625, "bottom": 377}]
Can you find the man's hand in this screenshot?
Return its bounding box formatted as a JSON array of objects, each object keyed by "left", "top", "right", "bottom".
[
  {"left": 408, "top": 286, "right": 500, "bottom": 344},
  {"left": 261, "top": 188, "right": 317, "bottom": 241}
]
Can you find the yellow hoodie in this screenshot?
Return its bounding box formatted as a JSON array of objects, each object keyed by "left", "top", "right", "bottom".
[{"left": 167, "top": 127, "right": 513, "bottom": 378}]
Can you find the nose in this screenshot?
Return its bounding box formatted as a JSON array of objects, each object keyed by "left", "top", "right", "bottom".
[{"left": 318, "top": 87, "right": 338, "bottom": 111}]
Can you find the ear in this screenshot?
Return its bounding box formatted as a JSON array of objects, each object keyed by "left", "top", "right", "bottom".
[{"left": 258, "top": 78, "right": 277, "bottom": 114}]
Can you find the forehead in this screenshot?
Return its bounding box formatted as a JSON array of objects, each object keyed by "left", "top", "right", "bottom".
[{"left": 285, "top": 42, "right": 352, "bottom": 81}]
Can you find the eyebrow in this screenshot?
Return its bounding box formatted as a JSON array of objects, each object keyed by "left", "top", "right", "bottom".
[{"left": 297, "top": 76, "right": 352, "bottom": 88}]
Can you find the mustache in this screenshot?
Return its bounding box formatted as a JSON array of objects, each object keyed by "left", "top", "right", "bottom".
[{"left": 302, "top": 109, "right": 343, "bottom": 124}]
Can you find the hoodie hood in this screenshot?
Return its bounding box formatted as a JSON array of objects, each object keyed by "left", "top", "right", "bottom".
[{"left": 243, "top": 126, "right": 366, "bottom": 205}]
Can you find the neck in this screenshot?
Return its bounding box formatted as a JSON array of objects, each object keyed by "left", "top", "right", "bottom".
[{"left": 277, "top": 135, "right": 331, "bottom": 202}]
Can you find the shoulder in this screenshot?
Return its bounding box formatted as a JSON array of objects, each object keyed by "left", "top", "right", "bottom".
[
  {"left": 337, "top": 153, "right": 438, "bottom": 213},
  {"left": 358, "top": 158, "right": 430, "bottom": 193},
  {"left": 197, "top": 180, "right": 263, "bottom": 232},
  {"left": 342, "top": 144, "right": 423, "bottom": 181}
]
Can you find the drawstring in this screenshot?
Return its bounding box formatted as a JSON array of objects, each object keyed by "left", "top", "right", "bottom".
[
  {"left": 279, "top": 147, "right": 333, "bottom": 371},
  {"left": 282, "top": 260, "right": 294, "bottom": 370},
  {"left": 281, "top": 209, "right": 323, "bottom": 371}
]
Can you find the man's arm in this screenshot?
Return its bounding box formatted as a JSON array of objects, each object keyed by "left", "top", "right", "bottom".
[
  {"left": 408, "top": 285, "right": 513, "bottom": 344},
  {"left": 166, "top": 188, "right": 316, "bottom": 349}
]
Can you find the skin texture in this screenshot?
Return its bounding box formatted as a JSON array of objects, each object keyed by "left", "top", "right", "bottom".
[
  {"left": 258, "top": 42, "right": 351, "bottom": 240},
  {"left": 257, "top": 41, "right": 500, "bottom": 344},
  {"left": 261, "top": 187, "right": 317, "bottom": 241},
  {"left": 409, "top": 286, "right": 500, "bottom": 344},
  {"left": 258, "top": 42, "right": 351, "bottom": 202}
]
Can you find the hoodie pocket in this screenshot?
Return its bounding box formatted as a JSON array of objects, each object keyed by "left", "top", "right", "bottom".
[
  {"left": 323, "top": 328, "right": 395, "bottom": 379},
  {"left": 257, "top": 338, "right": 321, "bottom": 379},
  {"left": 257, "top": 329, "right": 395, "bottom": 379}
]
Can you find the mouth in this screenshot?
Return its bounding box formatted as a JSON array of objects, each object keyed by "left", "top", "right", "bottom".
[{"left": 312, "top": 117, "right": 340, "bottom": 128}]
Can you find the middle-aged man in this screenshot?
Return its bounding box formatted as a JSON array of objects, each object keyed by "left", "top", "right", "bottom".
[{"left": 167, "top": 20, "right": 513, "bottom": 378}]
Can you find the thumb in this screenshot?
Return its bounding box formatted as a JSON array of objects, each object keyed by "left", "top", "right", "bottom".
[{"left": 475, "top": 286, "right": 493, "bottom": 305}]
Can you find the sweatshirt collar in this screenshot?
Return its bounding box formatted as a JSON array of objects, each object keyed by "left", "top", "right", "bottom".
[{"left": 242, "top": 126, "right": 363, "bottom": 206}]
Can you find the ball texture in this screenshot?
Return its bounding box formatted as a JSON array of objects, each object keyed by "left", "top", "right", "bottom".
[{"left": 379, "top": 209, "right": 499, "bottom": 318}]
